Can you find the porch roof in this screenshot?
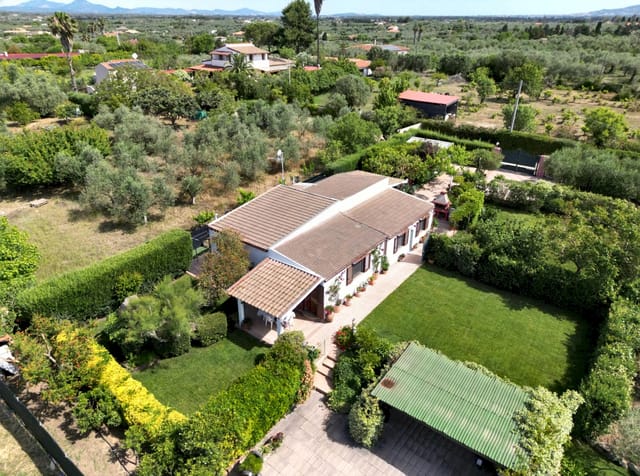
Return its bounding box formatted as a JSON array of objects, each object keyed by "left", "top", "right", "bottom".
[
  {"left": 275, "top": 214, "right": 386, "bottom": 279},
  {"left": 227, "top": 258, "right": 322, "bottom": 318},
  {"left": 345, "top": 188, "right": 433, "bottom": 237}
]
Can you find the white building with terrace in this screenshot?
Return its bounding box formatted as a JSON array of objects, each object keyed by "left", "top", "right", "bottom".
[{"left": 208, "top": 171, "right": 434, "bottom": 339}]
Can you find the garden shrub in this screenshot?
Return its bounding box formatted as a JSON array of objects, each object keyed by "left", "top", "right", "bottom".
[
  {"left": 328, "top": 355, "right": 362, "bottom": 413},
  {"left": 193, "top": 312, "right": 227, "bottom": 347},
  {"left": 0, "top": 124, "right": 111, "bottom": 188},
  {"left": 88, "top": 341, "right": 187, "bottom": 440},
  {"left": 420, "top": 119, "right": 577, "bottom": 155},
  {"left": 113, "top": 271, "right": 144, "bottom": 303},
  {"left": 512, "top": 387, "right": 583, "bottom": 476},
  {"left": 575, "top": 299, "right": 639, "bottom": 439},
  {"left": 328, "top": 328, "right": 393, "bottom": 414},
  {"left": 348, "top": 391, "right": 384, "bottom": 449},
  {"left": 16, "top": 229, "right": 192, "bottom": 321},
  {"left": 138, "top": 331, "right": 308, "bottom": 475}
]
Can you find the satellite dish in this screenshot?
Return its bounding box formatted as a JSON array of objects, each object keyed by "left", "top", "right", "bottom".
[{"left": 131, "top": 52, "right": 138, "bottom": 60}]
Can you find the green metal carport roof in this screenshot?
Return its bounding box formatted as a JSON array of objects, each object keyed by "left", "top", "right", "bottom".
[{"left": 371, "top": 342, "right": 528, "bottom": 469}]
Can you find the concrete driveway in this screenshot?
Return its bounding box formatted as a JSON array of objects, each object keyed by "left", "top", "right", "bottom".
[{"left": 260, "top": 391, "right": 489, "bottom": 476}]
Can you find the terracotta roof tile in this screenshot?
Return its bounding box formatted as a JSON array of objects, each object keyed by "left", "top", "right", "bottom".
[
  {"left": 276, "top": 214, "right": 386, "bottom": 279},
  {"left": 308, "top": 171, "right": 390, "bottom": 200},
  {"left": 346, "top": 188, "right": 433, "bottom": 237},
  {"left": 209, "top": 186, "right": 336, "bottom": 250},
  {"left": 227, "top": 258, "right": 321, "bottom": 318},
  {"left": 398, "top": 90, "right": 460, "bottom": 106}
]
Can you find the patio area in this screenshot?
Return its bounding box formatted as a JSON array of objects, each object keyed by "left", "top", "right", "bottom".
[{"left": 242, "top": 247, "right": 425, "bottom": 358}]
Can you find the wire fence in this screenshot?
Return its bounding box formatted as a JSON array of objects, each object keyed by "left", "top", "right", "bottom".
[{"left": 0, "top": 379, "right": 83, "bottom": 476}]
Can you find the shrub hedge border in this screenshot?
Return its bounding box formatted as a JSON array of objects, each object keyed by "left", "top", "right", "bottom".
[{"left": 16, "top": 229, "right": 192, "bottom": 322}]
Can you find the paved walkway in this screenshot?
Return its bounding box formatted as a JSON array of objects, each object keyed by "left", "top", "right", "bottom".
[{"left": 259, "top": 391, "right": 486, "bottom": 476}]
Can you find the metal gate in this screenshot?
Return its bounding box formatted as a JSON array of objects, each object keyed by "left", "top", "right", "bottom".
[{"left": 500, "top": 149, "right": 538, "bottom": 175}]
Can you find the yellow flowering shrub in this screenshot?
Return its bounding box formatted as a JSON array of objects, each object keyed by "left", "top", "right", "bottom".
[{"left": 87, "top": 341, "right": 186, "bottom": 437}]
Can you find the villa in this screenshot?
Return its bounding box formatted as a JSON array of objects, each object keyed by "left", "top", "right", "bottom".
[{"left": 208, "top": 171, "right": 434, "bottom": 336}]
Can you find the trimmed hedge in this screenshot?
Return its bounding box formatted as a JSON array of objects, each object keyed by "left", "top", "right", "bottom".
[
  {"left": 88, "top": 340, "right": 187, "bottom": 439},
  {"left": 16, "top": 229, "right": 192, "bottom": 321},
  {"left": 420, "top": 119, "right": 577, "bottom": 155},
  {"left": 138, "top": 332, "right": 308, "bottom": 476},
  {"left": 575, "top": 299, "right": 640, "bottom": 439},
  {"left": 413, "top": 129, "right": 495, "bottom": 151},
  {"left": 193, "top": 312, "right": 228, "bottom": 347},
  {"left": 426, "top": 234, "right": 605, "bottom": 314}
]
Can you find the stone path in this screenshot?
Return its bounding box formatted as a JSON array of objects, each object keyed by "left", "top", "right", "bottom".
[{"left": 259, "top": 391, "right": 486, "bottom": 476}]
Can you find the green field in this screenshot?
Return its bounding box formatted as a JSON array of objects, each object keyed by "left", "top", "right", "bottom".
[
  {"left": 361, "top": 266, "right": 593, "bottom": 391},
  {"left": 134, "top": 331, "right": 268, "bottom": 415}
]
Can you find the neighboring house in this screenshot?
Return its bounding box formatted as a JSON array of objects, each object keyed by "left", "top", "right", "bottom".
[
  {"left": 94, "top": 58, "right": 149, "bottom": 85},
  {"left": 204, "top": 42, "right": 293, "bottom": 73},
  {"left": 209, "top": 171, "right": 434, "bottom": 335},
  {"left": 398, "top": 90, "right": 460, "bottom": 120}
]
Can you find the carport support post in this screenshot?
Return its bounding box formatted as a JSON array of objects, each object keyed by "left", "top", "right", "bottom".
[
  {"left": 276, "top": 318, "right": 282, "bottom": 336},
  {"left": 237, "top": 299, "right": 245, "bottom": 327}
]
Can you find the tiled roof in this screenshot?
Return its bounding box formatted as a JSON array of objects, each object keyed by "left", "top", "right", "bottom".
[
  {"left": 275, "top": 214, "right": 386, "bottom": 279},
  {"left": 348, "top": 58, "right": 371, "bottom": 69},
  {"left": 214, "top": 43, "right": 267, "bottom": 55},
  {"left": 227, "top": 258, "right": 321, "bottom": 318},
  {"left": 346, "top": 188, "right": 433, "bottom": 237},
  {"left": 372, "top": 343, "right": 528, "bottom": 470},
  {"left": 209, "top": 185, "right": 336, "bottom": 250},
  {"left": 308, "top": 171, "right": 391, "bottom": 200},
  {"left": 398, "top": 90, "right": 460, "bottom": 106}
]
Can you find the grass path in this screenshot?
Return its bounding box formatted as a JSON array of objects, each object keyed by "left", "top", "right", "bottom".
[
  {"left": 361, "top": 266, "right": 593, "bottom": 391},
  {"left": 134, "top": 331, "right": 268, "bottom": 415}
]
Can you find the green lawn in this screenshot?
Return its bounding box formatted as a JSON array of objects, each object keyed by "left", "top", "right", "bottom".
[
  {"left": 361, "top": 266, "right": 592, "bottom": 391},
  {"left": 134, "top": 331, "right": 269, "bottom": 415}
]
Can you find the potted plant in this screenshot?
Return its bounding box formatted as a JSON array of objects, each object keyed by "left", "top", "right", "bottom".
[
  {"left": 239, "top": 452, "right": 263, "bottom": 476},
  {"left": 324, "top": 305, "right": 335, "bottom": 322},
  {"left": 368, "top": 275, "right": 375, "bottom": 286},
  {"left": 343, "top": 294, "right": 352, "bottom": 306},
  {"left": 398, "top": 253, "right": 406, "bottom": 262},
  {"left": 334, "top": 299, "right": 342, "bottom": 313},
  {"left": 357, "top": 282, "right": 367, "bottom": 294},
  {"left": 380, "top": 256, "right": 389, "bottom": 274}
]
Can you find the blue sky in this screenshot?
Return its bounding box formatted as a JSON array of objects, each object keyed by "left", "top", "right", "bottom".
[{"left": 0, "top": 0, "right": 635, "bottom": 15}]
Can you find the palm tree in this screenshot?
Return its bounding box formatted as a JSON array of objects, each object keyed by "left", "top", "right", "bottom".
[
  {"left": 48, "top": 12, "right": 78, "bottom": 91},
  {"left": 417, "top": 23, "right": 424, "bottom": 43},
  {"left": 314, "top": 0, "right": 323, "bottom": 66},
  {"left": 412, "top": 23, "right": 419, "bottom": 45},
  {"left": 227, "top": 53, "right": 251, "bottom": 75}
]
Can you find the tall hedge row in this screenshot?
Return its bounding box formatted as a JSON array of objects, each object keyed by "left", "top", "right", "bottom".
[
  {"left": 426, "top": 234, "right": 605, "bottom": 314},
  {"left": 420, "top": 119, "right": 577, "bottom": 155},
  {"left": 16, "top": 229, "right": 192, "bottom": 321},
  {"left": 413, "top": 129, "right": 495, "bottom": 151},
  {"left": 574, "top": 299, "right": 640, "bottom": 439}
]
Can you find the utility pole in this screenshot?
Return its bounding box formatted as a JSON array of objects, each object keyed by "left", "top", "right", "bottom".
[{"left": 509, "top": 79, "right": 523, "bottom": 133}]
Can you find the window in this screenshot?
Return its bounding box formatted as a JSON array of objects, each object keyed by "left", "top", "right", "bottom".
[
  {"left": 351, "top": 254, "right": 370, "bottom": 282},
  {"left": 394, "top": 232, "right": 407, "bottom": 253},
  {"left": 419, "top": 218, "right": 427, "bottom": 231}
]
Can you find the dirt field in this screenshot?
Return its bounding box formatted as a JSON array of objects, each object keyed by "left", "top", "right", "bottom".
[
  {"left": 0, "top": 172, "right": 288, "bottom": 280},
  {"left": 432, "top": 79, "right": 640, "bottom": 136}
]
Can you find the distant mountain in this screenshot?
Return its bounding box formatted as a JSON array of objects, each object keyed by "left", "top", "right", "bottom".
[
  {"left": 0, "top": 0, "right": 277, "bottom": 16},
  {"left": 587, "top": 4, "right": 640, "bottom": 16}
]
